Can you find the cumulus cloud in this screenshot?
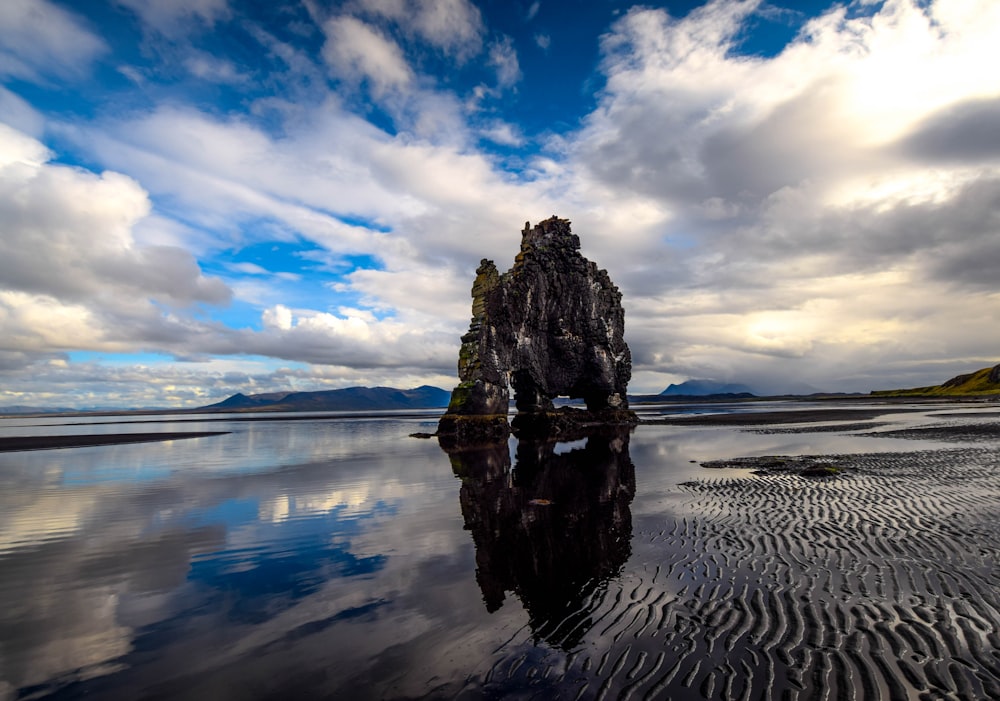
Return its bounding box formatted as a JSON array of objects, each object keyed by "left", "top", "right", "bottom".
[
  {"left": 4, "top": 0, "right": 1000, "bottom": 404},
  {"left": 555, "top": 0, "right": 1000, "bottom": 392},
  {"left": 0, "top": 112, "right": 502, "bottom": 402},
  {"left": 0, "top": 122, "right": 237, "bottom": 372},
  {"left": 250, "top": 303, "right": 457, "bottom": 369},
  {"left": 71, "top": 100, "right": 553, "bottom": 273},
  {"left": 0, "top": 0, "right": 106, "bottom": 81},
  {"left": 900, "top": 97, "right": 1000, "bottom": 165},
  {"left": 0, "top": 124, "right": 230, "bottom": 309}
]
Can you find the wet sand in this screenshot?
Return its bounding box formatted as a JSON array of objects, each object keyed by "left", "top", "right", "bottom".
[
  {"left": 0, "top": 431, "right": 230, "bottom": 452},
  {"left": 862, "top": 421, "right": 1000, "bottom": 442},
  {"left": 470, "top": 412, "right": 1000, "bottom": 699},
  {"left": 641, "top": 406, "right": 930, "bottom": 426},
  {"left": 4, "top": 405, "right": 999, "bottom": 698}
]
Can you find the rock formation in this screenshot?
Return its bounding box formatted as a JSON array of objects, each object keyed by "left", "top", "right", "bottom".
[{"left": 438, "top": 216, "right": 635, "bottom": 442}]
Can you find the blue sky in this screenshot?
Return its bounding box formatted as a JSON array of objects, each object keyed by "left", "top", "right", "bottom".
[{"left": 1, "top": 0, "right": 999, "bottom": 407}]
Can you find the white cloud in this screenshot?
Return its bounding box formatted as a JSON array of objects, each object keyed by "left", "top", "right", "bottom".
[
  {"left": 69, "top": 101, "right": 553, "bottom": 274},
  {"left": 353, "top": 0, "right": 485, "bottom": 60},
  {"left": 0, "top": 124, "right": 229, "bottom": 308},
  {"left": 66, "top": 106, "right": 395, "bottom": 247},
  {"left": 5, "top": 0, "right": 1000, "bottom": 403},
  {"left": 554, "top": 0, "right": 1000, "bottom": 391},
  {"left": 0, "top": 122, "right": 234, "bottom": 367},
  {"left": 410, "top": 0, "right": 484, "bottom": 58},
  {"left": 0, "top": 108, "right": 531, "bottom": 402},
  {"left": 116, "top": 0, "right": 230, "bottom": 35},
  {"left": 489, "top": 35, "right": 522, "bottom": 89},
  {"left": 0, "top": 86, "right": 44, "bottom": 137},
  {"left": 322, "top": 16, "right": 413, "bottom": 96},
  {"left": 183, "top": 50, "right": 251, "bottom": 84},
  {"left": 0, "top": 0, "right": 106, "bottom": 81},
  {"left": 479, "top": 120, "right": 525, "bottom": 147}
]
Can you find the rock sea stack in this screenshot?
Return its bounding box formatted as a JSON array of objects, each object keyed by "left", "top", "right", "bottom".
[{"left": 437, "top": 216, "right": 636, "bottom": 443}]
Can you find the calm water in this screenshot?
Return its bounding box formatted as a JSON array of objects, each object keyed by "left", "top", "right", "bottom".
[{"left": 2, "top": 403, "right": 999, "bottom": 700}]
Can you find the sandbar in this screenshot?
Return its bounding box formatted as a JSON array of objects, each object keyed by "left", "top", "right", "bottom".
[{"left": 0, "top": 431, "right": 230, "bottom": 452}]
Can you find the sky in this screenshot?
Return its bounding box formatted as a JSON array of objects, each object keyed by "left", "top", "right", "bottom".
[{"left": 1, "top": 0, "right": 999, "bottom": 408}]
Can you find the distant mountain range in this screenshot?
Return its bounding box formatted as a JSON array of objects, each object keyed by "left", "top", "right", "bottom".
[
  {"left": 0, "top": 404, "right": 131, "bottom": 415},
  {"left": 872, "top": 364, "right": 1000, "bottom": 397},
  {"left": 24, "top": 365, "right": 991, "bottom": 417},
  {"left": 0, "top": 405, "right": 81, "bottom": 415},
  {"left": 201, "top": 385, "right": 451, "bottom": 412},
  {"left": 659, "top": 379, "right": 756, "bottom": 397}
]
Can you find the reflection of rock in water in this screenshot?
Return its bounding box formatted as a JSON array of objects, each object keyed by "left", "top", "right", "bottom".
[{"left": 447, "top": 429, "right": 635, "bottom": 649}]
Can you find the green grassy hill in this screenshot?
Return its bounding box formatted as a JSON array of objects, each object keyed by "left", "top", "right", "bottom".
[{"left": 872, "top": 364, "right": 1000, "bottom": 397}]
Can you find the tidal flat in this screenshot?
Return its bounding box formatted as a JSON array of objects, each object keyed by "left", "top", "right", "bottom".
[{"left": 1, "top": 401, "right": 999, "bottom": 700}]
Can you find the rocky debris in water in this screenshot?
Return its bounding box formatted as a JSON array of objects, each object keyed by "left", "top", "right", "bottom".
[
  {"left": 436, "top": 414, "right": 513, "bottom": 451},
  {"left": 437, "top": 216, "right": 635, "bottom": 441},
  {"left": 510, "top": 406, "right": 638, "bottom": 441}
]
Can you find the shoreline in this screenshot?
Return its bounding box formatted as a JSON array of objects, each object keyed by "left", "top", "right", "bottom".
[
  {"left": 6, "top": 401, "right": 998, "bottom": 452},
  {"left": 0, "top": 431, "right": 230, "bottom": 453},
  {"left": 639, "top": 406, "right": 930, "bottom": 426}
]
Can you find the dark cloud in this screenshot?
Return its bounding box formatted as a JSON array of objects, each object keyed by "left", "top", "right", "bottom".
[
  {"left": 0, "top": 350, "right": 66, "bottom": 372},
  {"left": 823, "top": 175, "right": 1000, "bottom": 287},
  {"left": 574, "top": 97, "right": 709, "bottom": 205},
  {"left": 900, "top": 97, "right": 1000, "bottom": 165},
  {"left": 699, "top": 82, "right": 879, "bottom": 201}
]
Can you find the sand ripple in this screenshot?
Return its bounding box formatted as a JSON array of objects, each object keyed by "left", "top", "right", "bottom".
[{"left": 466, "top": 447, "right": 1000, "bottom": 700}]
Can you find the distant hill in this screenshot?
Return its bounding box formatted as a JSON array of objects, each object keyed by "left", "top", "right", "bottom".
[
  {"left": 201, "top": 385, "right": 451, "bottom": 412},
  {"left": 660, "top": 379, "right": 756, "bottom": 396},
  {"left": 0, "top": 404, "right": 128, "bottom": 415},
  {"left": 0, "top": 405, "right": 79, "bottom": 415},
  {"left": 872, "top": 364, "right": 1000, "bottom": 397}
]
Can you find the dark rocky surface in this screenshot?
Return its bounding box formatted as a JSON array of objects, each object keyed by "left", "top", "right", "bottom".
[
  {"left": 438, "top": 216, "right": 634, "bottom": 440},
  {"left": 509, "top": 406, "right": 638, "bottom": 440},
  {"left": 701, "top": 454, "right": 849, "bottom": 476}
]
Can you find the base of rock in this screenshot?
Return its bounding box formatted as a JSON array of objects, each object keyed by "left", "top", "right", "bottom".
[
  {"left": 436, "top": 414, "right": 511, "bottom": 450},
  {"left": 510, "top": 406, "right": 639, "bottom": 441}
]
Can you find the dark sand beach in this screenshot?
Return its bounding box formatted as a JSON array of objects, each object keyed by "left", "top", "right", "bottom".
[
  {"left": 0, "top": 431, "right": 230, "bottom": 452},
  {"left": 641, "top": 405, "right": 933, "bottom": 426},
  {"left": 499, "top": 406, "right": 1000, "bottom": 700},
  {"left": 466, "top": 405, "right": 1000, "bottom": 699}
]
